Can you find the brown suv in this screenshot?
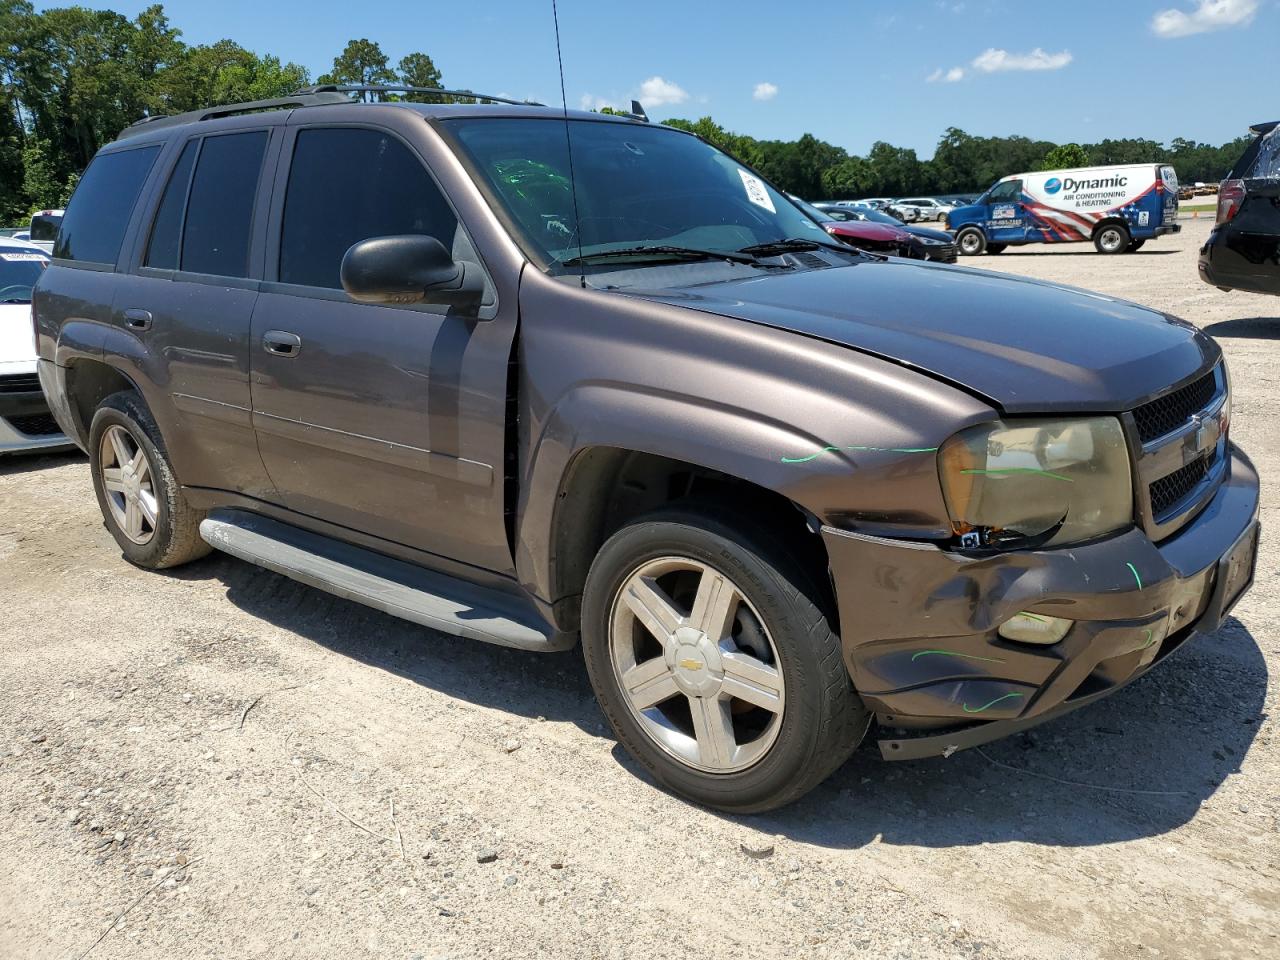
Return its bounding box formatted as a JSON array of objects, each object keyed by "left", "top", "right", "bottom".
[{"left": 33, "top": 87, "right": 1260, "bottom": 811}]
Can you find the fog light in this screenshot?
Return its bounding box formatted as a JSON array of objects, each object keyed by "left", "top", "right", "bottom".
[{"left": 998, "top": 612, "right": 1072, "bottom": 645}]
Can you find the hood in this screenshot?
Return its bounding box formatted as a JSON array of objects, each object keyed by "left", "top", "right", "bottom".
[
  {"left": 825, "top": 221, "right": 910, "bottom": 243},
  {"left": 622, "top": 259, "right": 1218, "bottom": 413},
  {"left": 904, "top": 225, "right": 954, "bottom": 244},
  {"left": 0, "top": 302, "right": 38, "bottom": 367}
]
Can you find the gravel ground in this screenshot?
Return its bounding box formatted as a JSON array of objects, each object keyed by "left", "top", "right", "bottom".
[{"left": 1, "top": 216, "right": 1276, "bottom": 960}]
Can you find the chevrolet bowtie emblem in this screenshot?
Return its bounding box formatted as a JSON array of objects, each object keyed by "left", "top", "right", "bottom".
[{"left": 678, "top": 658, "right": 703, "bottom": 671}]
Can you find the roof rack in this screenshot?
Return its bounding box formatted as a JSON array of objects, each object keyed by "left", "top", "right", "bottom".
[
  {"left": 118, "top": 90, "right": 353, "bottom": 139},
  {"left": 117, "top": 84, "right": 548, "bottom": 140},
  {"left": 297, "top": 84, "right": 546, "bottom": 107}
]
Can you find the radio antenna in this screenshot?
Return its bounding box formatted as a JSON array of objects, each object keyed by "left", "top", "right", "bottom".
[{"left": 551, "top": 0, "right": 586, "bottom": 288}]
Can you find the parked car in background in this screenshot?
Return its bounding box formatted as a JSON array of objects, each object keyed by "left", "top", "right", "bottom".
[
  {"left": 946, "top": 163, "right": 1181, "bottom": 255},
  {"left": 894, "top": 197, "right": 954, "bottom": 221},
  {"left": 34, "top": 89, "right": 1258, "bottom": 812},
  {"left": 792, "top": 198, "right": 911, "bottom": 255},
  {"left": 814, "top": 203, "right": 958, "bottom": 263},
  {"left": 1, "top": 237, "right": 71, "bottom": 453},
  {"left": 1199, "top": 120, "right": 1280, "bottom": 296},
  {"left": 26, "top": 209, "right": 64, "bottom": 254}
]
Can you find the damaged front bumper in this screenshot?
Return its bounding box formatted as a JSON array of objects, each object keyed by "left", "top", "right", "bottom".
[{"left": 823, "top": 447, "right": 1260, "bottom": 761}]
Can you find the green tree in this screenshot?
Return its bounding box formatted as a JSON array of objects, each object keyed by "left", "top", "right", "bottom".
[
  {"left": 318, "top": 38, "right": 395, "bottom": 100},
  {"left": 397, "top": 52, "right": 443, "bottom": 101},
  {"left": 1039, "top": 142, "right": 1091, "bottom": 170}
]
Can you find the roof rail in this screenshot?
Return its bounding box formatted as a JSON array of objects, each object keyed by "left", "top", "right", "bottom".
[
  {"left": 297, "top": 84, "right": 546, "bottom": 107},
  {"left": 117, "top": 90, "right": 352, "bottom": 139}
]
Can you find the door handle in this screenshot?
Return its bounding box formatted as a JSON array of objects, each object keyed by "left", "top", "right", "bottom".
[
  {"left": 123, "top": 308, "right": 152, "bottom": 330},
  {"left": 263, "top": 330, "right": 302, "bottom": 357}
]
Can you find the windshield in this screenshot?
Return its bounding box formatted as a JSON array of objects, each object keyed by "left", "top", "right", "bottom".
[
  {"left": 0, "top": 250, "right": 48, "bottom": 302},
  {"left": 445, "top": 118, "right": 827, "bottom": 271}
]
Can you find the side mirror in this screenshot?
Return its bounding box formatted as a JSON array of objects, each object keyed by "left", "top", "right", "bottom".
[{"left": 340, "top": 235, "right": 484, "bottom": 309}]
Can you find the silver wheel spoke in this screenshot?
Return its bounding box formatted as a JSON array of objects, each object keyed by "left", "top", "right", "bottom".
[
  {"left": 621, "top": 657, "right": 680, "bottom": 711},
  {"left": 124, "top": 498, "right": 142, "bottom": 539},
  {"left": 690, "top": 696, "right": 736, "bottom": 768},
  {"left": 720, "top": 647, "right": 784, "bottom": 712},
  {"left": 621, "top": 575, "right": 683, "bottom": 642},
  {"left": 137, "top": 492, "right": 158, "bottom": 528},
  {"left": 102, "top": 467, "right": 125, "bottom": 493},
  {"left": 130, "top": 449, "right": 150, "bottom": 484},
  {"left": 108, "top": 428, "right": 132, "bottom": 467},
  {"left": 688, "top": 568, "right": 739, "bottom": 642}
]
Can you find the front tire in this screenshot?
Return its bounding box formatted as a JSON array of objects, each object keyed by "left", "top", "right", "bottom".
[
  {"left": 1094, "top": 223, "right": 1131, "bottom": 254},
  {"left": 957, "top": 227, "right": 986, "bottom": 256},
  {"left": 581, "top": 507, "right": 868, "bottom": 813},
  {"left": 89, "top": 392, "right": 210, "bottom": 569}
]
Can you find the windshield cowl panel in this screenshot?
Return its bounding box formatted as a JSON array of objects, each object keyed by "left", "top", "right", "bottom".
[{"left": 443, "top": 117, "right": 829, "bottom": 277}]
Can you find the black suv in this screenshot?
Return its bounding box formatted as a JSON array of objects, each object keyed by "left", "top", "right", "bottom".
[
  {"left": 1199, "top": 120, "right": 1280, "bottom": 295},
  {"left": 33, "top": 86, "right": 1259, "bottom": 812}
]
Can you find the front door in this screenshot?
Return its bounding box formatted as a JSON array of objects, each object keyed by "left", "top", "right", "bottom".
[
  {"left": 249, "top": 124, "right": 516, "bottom": 574},
  {"left": 983, "top": 178, "right": 1029, "bottom": 243}
]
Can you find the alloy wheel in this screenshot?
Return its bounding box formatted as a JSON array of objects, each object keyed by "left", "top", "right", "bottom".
[
  {"left": 608, "top": 556, "right": 785, "bottom": 773},
  {"left": 99, "top": 424, "right": 158, "bottom": 544}
]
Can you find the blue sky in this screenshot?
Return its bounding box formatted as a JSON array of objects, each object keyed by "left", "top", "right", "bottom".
[{"left": 34, "top": 0, "right": 1276, "bottom": 157}]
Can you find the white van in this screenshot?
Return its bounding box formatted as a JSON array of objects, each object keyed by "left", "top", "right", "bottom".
[
  {"left": 27, "top": 209, "right": 64, "bottom": 254},
  {"left": 946, "top": 164, "right": 1181, "bottom": 255}
]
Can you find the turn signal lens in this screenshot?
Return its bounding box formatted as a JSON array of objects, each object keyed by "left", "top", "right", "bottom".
[{"left": 998, "top": 612, "right": 1072, "bottom": 645}]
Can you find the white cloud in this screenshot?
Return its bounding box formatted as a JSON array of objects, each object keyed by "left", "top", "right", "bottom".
[
  {"left": 637, "top": 76, "right": 688, "bottom": 107},
  {"left": 1151, "top": 0, "right": 1257, "bottom": 37},
  {"left": 753, "top": 82, "right": 778, "bottom": 101},
  {"left": 927, "top": 66, "right": 966, "bottom": 82},
  {"left": 971, "top": 47, "right": 1073, "bottom": 72}
]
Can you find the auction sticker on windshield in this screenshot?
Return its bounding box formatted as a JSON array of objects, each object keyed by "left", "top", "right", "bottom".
[
  {"left": 738, "top": 169, "right": 776, "bottom": 213},
  {"left": 0, "top": 253, "right": 45, "bottom": 261}
]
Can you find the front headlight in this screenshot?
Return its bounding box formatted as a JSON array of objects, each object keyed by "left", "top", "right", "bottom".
[{"left": 938, "top": 417, "right": 1132, "bottom": 549}]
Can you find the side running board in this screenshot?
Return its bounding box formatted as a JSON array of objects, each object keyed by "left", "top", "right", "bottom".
[{"left": 199, "top": 509, "right": 572, "bottom": 652}]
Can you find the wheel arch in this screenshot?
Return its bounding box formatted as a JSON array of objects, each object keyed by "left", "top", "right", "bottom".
[{"left": 63, "top": 358, "right": 145, "bottom": 445}]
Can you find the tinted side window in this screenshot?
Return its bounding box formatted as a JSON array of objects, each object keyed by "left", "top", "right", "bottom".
[
  {"left": 145, "top": 140, "right": 198, "bottom": 270},
  {"left": 280, "top": 128, "right": 458, "bottom": 289},
  {"left": 181, "top": 131, "right": 268, "bottom": 277},
  {"left": 54, "top": 146, "right": 160, "bottom": 263}
]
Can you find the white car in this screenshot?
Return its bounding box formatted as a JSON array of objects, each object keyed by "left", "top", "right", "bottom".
[
  {"left": 893, "top": 197, "right": 955, "bottom": 222},
  {"left": 0, "top": 238, "right": 72, "bottom": 454}
]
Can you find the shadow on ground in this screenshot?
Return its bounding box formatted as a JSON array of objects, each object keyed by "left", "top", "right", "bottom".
[
  {"left": 174, "top": 552, "right": 1266, "bottom": 851},
  {"left": 0, "top": 449, "right": 83, "bottom": 476},
  {"left": 992, "top": 249, "right": 1180, "bottom": 258},
  {"left": 1203, "top": 317, "right": 1280, "bottom": 340}
]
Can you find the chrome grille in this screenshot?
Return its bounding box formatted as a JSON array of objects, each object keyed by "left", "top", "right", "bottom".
[
  {"left": 1128, "top": 363, "right": 1227, "bottom": 541},
  {"left": 1132, "top": 370, "right": 1217, "bottom": 443}
]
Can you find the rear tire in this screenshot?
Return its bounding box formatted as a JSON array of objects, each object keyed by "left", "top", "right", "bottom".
[
  {"left": 1094, "top": 223, "right": 1131, "bottom": 254},
  {"left": 89, "top": 391, "right": 210, "bottom": 569},
  {"left": 581, "top": 505, "right": 868, "bottom": 813},
  {"left": 956, "top": 228, "right": 986, "bottom": 256}
]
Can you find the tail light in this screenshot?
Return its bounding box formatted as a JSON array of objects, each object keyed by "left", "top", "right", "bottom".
[
  {"left": 1154, "top": 180, "right": 1165, "bottom": 194},
  {"left": 1217, "top": 179, "right": 1246, "bottom": 224}
]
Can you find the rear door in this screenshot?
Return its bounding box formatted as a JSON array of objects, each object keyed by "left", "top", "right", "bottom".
[
  {"left": 110, "top": 122, "right": 278, "bottom": 499},
  {"left": 1157, "top": 165, "right": 1179, "bottom": 227},
  {"left": 249, "top": 120, "right": 517, "bottom": 574}
]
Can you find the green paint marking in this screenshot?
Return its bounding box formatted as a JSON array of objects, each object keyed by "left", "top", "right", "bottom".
[
  {"left": 1015, "top": 612, "right": 1050, "bottom": 624},
  {"left": 781, "top": 444, "right": 938, "bottom": 464},
  {"left": 911, "top": 649, "right": 1007, "bottom": 664},
  {"left": 1126, "top": 562, "right": 1143, "bottom": 590},
  {"left": 962, "top": 692, "right": 1025, "bottom": 714},
  {"left": 1139, "top": 628, "right": 1157, "bottom": 650},
  {"left": 959, "top": 467, "right": 1074, "bottom": 482}
]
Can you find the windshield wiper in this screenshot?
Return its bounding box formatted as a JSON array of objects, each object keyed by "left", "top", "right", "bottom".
[
  {"left": 739, "top": 236, "right": 864, "bottom": 257},
  {"left": 561, "top": 245, "right": 759, "bottom": 267}
]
